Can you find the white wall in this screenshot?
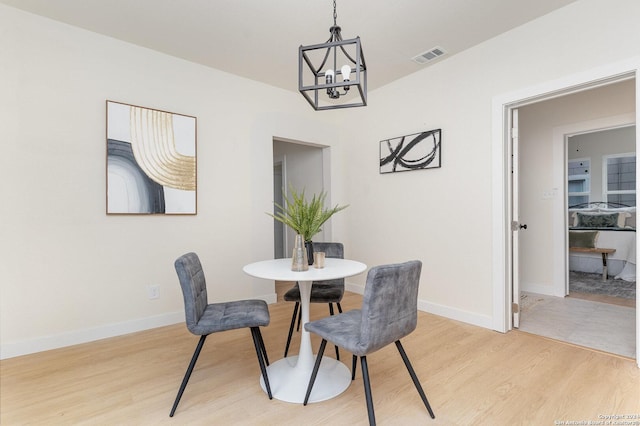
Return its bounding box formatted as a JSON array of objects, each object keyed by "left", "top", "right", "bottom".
[
  {"left": 339, "top": 0, "right": 640, "bottom": 327},
  {"left": 2, "top": 0, "right": 640, "bottom": 358},
  {"left": 568, "top": 125, "right": 636, "bottom": 200},
  {"left": 0, "top": 5, "right": 343, "bottom": 358}
]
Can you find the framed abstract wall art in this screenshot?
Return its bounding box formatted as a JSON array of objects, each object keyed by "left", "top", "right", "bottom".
[
  {"left": 379, "top": 129, "right": 441, "bottom": 174},
  {"left": 106, "top": 101, "right": 197, "bottom": 214}
]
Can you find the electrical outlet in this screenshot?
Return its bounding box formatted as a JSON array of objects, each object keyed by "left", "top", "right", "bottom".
[{"left": 147, "top": 284, "right": 160, "bottom": 300}]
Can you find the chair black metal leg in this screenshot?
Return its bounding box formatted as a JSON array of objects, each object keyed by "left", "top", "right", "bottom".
[
  {"left": 251, "top": 327, "right": 273, "bottom": 400},
  {"left": 256, "top": 326, "right": 269, "bottom": 366},
  {"left": 303, "top": 339, "right": 328, "bottom": 405},
  {"left": 351, "top": 354, "right": 358, "bottom": 380},
  {"left": 337, "top": 302, "right": 343, "bottom": 313},
  {"left": 360, "top": 356, "right": 376, "bottom": 426},
  {"left": 296, "top": 303, "right": 302, "bottom": 331},
  {"left": 170, "top": 334, "right": 207, "bottom": 417},
  {"left": 395, "top": 340, "right": 435, "bottom": 419},
  {"left": 328, "top": 303, "right": 340, "bottom": 361},
  {"left": 284, "top": 302, "right": 300, "bottom": 357}
]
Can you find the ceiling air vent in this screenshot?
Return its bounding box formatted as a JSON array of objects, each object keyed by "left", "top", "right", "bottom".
[{"left": 412, "top": 47, "right": 446, "bottom": 64}]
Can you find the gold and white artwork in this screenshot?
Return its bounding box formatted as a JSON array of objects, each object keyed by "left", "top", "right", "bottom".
[{"left": 106, "top": 101, "right": 196, "bottom": 214}]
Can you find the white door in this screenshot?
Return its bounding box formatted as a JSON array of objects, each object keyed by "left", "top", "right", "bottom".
[{"left": 510, "top": 108, "right": 523, "bottom": 328}]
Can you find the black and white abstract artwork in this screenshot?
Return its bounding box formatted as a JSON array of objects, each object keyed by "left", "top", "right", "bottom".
[{"left": 379, "top": 129, "right": 441, "bottom": 174}]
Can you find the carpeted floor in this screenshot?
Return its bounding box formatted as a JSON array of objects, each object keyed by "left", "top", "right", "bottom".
[{"left": 569, "top": 271, "right": 636, "bottom": 299}]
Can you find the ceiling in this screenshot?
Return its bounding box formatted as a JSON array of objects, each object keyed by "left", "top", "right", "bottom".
[{"left": 1, "top": 0, "right": 579, "bottom": 93}]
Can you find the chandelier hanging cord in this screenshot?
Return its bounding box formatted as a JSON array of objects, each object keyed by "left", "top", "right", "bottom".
[
  {"left": 322, "top": 0, "right": 357, "bottom": 99},
  {"left": 333, "top": 0, "right": 337, "bottom": 27},
  {"left": 328, "top": 0, "right": 358, "bottom": 66}
]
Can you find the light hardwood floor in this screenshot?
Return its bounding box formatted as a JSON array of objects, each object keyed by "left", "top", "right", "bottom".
[{"left": 2, "top": 286, "right": 639, "bottom": 425}]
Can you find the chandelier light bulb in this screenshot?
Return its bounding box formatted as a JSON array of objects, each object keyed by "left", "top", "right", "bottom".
[
  {"left": 341, "top": 65, "right": 351, "bottom": 81},
  {"left": 325, "top": 69, "right": 335, "bottom": 83}
]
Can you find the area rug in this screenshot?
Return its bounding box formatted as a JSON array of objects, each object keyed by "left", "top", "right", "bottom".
[{"left": 569, "top": 271, "right": 636, "bottom": 299}]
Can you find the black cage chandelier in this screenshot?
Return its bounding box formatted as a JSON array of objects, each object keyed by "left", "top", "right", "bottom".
[{"left": 298, "top": 0, "right": 367, "bottom": 111}]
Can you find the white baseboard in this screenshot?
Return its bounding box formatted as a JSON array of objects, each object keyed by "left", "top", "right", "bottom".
[
  {"left": 345, "top": 282, "right": 365, "bottom": 295},
  {"left": 345, "top": 283, "right": 494, "bottom": 330},
  {"left": 0, "top": 311, "right": 184, "bottom": 360},
  {"left": 521, "top": 282, "right": 565, "bottom": 298},
  {"left": 1, "top": 293, "right": 278, "bottom": 360},
  {"left": 262, "top": 292, "right": 278, "bottom": 304},
  {"left": 417, "top": 299, "right": 494, "bottom": 329}
]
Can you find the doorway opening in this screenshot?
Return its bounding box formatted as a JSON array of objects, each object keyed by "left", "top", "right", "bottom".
[
  {"left": 517, "top": 116, "right": 636, "bottom": 358},
  {"left": 566, "top": 125, "right": 636, "bottom": 305},
  {"left": 272, "top": 137, "right": 332, "bottom": 259},
  {"left": 491, "top": 60, "right": 639, "bottom": 364}
]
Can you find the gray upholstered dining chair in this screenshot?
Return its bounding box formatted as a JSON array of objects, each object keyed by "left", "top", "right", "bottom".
[
  {"left": 170, "top": 252, "right": 272, "bottom": 417},
  {"left": 283, "top": 242, "right": 344, "bottom": 360},
  {"left": 303, "top": 260, "right": 435, "bottom": 425}
]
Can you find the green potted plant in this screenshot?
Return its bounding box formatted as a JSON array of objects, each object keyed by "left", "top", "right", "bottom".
[{"left": 268, "top": 186, "right": 348, "bottom": 265}]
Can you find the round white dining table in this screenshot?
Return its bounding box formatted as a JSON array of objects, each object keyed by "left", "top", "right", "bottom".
[{"left": 243, "top": 257, "right": 367, "bottom": 403}]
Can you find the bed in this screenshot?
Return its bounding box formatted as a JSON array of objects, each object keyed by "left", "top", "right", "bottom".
[{"left": 568, "top": 202, "right": 636, "bottom": 281}]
